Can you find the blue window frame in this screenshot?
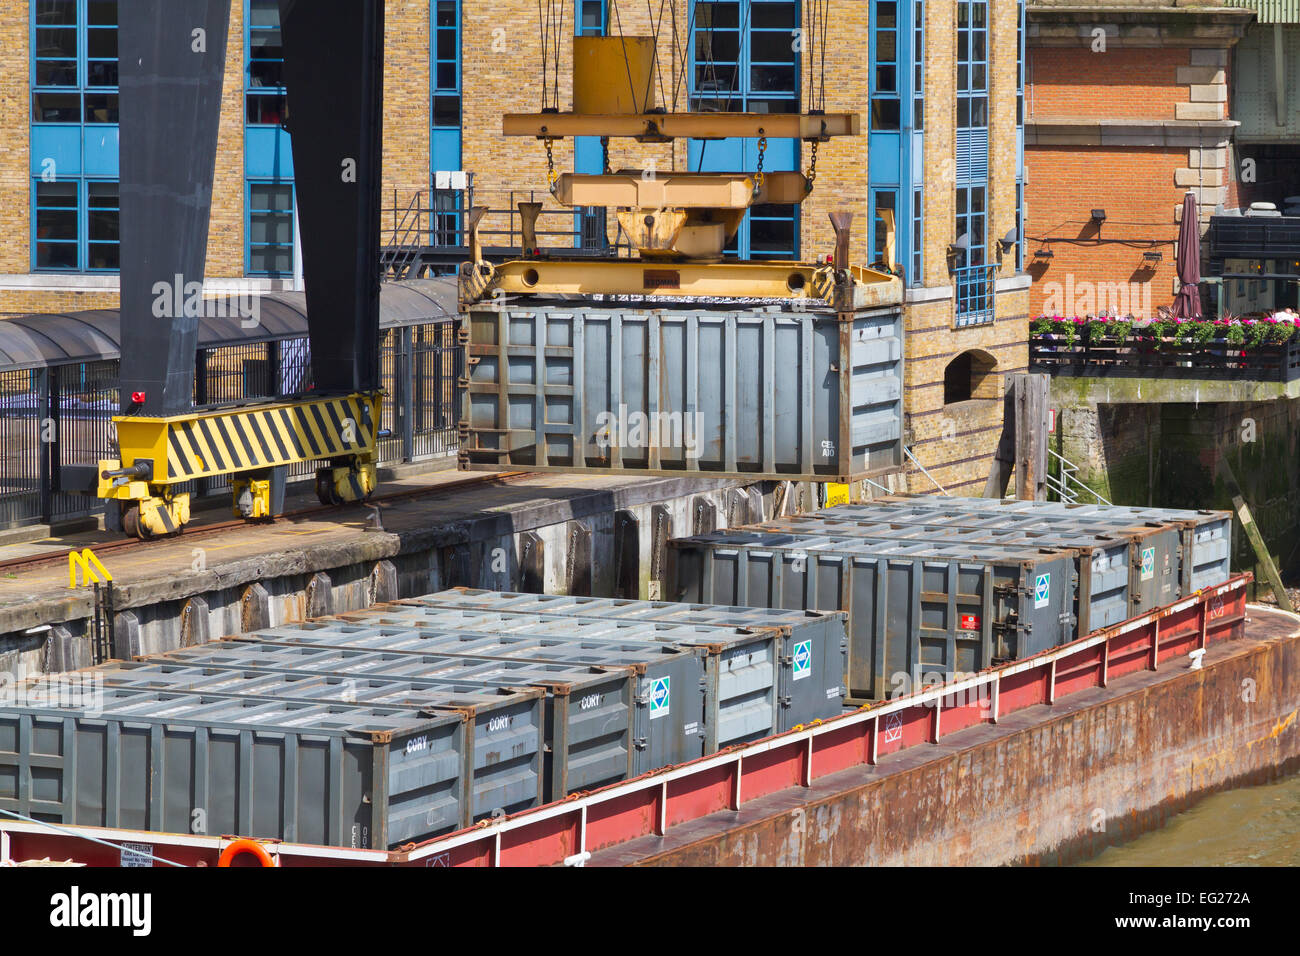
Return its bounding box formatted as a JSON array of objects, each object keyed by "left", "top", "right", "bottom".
[
  {"left": 245, "top": 0, "right": 293, "bottom": 276},
  {"left": 246, "top": 0, "right": 285, "bottom": 124},
  {"left": 688, "top": 1, "right": 800, "bottom": 260},
  {"left": 954, "top": 0, "right": 991, "bottom": 324},
  {"left": 30, "top": 0, "right": 120, "bottom": 272},
  {"left": 431, "top": 1, "right": 463, "bottom": 247},
  {"left": 247, "top": 181, "right": 294, "bottom": 277},
  {"left": 1015, "top": 0, "right": 1025, "bottom": 272},
  {"left": 869, "top": 0, "right": 924, "bottom": 284}
]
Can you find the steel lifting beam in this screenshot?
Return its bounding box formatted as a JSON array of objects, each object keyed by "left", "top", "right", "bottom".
[
  {"left": 460, "top": 258, "right": 904, "bottom": 312},
  {"left": 503, "top": 112, "right": 861, "bottom": 141}
]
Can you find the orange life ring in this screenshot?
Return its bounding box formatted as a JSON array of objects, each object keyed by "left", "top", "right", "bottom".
[{"left": 217, "top": 838, "right": 276, "bottom": 868}]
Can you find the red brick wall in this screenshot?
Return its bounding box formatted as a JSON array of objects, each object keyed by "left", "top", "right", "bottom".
[
  {"left": 1028, "top": 48, "right": 1189, "bottom": 121},
  {"left": 1025, "top": 146, "right": 1185, "bottom": 317}
]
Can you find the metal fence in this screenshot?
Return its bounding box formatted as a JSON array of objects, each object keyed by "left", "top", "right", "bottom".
[{"left": 0, "top": 320, "right": 462, "bottom": 530}]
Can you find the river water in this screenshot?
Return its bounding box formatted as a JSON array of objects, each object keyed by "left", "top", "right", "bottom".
[{"left": 1079, "top": 769, "right": 1300, "bottom": 866}]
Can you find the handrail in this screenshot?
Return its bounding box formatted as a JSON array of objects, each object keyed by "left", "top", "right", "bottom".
[{"left": 1047, "top": 446, "right": 1111, "bottom": 505}]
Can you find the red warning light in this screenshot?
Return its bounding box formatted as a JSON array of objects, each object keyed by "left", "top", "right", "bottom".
[{"left": 130, "top": 391, "right": 147, "bottom": 404}]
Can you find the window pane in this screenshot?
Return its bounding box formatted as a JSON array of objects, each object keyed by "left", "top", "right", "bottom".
[
  {"left": 871, "top": 98, "right": 900, "bottom": 130},
  {"left": 87, "top": 0, "right": 117, "bottom": 26},
  {"left": 37, "top": 208, "right": 78, "bottom": 240},
  {"left": 84, "top": 93, "right": 118, "bottom": 122},
  {"left": 88, "top": 181, "right": 118, "bottom": 206},
  {"left": 245, "top": 93, "right": 286, "bottom": 124},
  {"left": 249, "top": 60, "right": 283, "bottom": 89},
  {"left": 752, "top": 3, "right": 796, "bottom": 29},
  {"left": 751, "top": 31, "right": 795, "bottom": 63},
  {"left": 747, "top": 97, "right": 798, "bottom": 114},
  {"left": 433, "top": 94, "right": 461, "bottom": 127},
  {"left": 877, "top": 31, "right": 896, "bottom": 62},
  {"left": 250, "top": 247, "right": 292, "bottom": 275},
  {"left": 436, "top": 1, "right": 457, "bottom": 28},
  {"left": 35, "top": 0, "right": 77, "bottom": 25},
  {"left": 35, "top": 60, "right": 77, "bottom": 87},
  {"left": 249, "top": 0, "right": 280, "bottom": 28},
  {"left": 436, "top": 62, "right": 456, "bottom": 89},
  {"left": 914, "top": 98, "right": 923, "bottom": 129},
  {"left": 86, "top": 59, "right": 118, "bottom": 87},
  {"left": 437, "top": 31, "right": 456, "bottom": 62},
  {"left": 32, "top": 92, "right": 82, "bottom": 122},
  {"left": 87, "top": 242, "right": 119, "bottom": 270},
  {"left": 876, "top": 2, "right": 897, "bottom": 29},
  {"left": 35, "top": 27, "right": 78, "bottom": 58},
  {"left": 251, "top": 183, "right": 293, "bottom": 210},
  {"left": 37, "top": 242, "right": 79, "bottom": 269},
  {"left": 875, "top": 64, "right": 897, "bottom": 93},
  {"left": 87, "top": 29, "right": 117, "bottom": 60},
  {"left": 250, "top": 214, "right": 293, "bottom": 244},
  {"left": 751, "top": 64, "right": 795, "bottom": 92},
  {"left": 699, "top": 2, "right": 741, "bottom": 30}
]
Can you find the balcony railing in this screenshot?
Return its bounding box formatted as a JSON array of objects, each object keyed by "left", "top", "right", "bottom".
[{"left": 1030, "top": 328, "right": 1300, "bottom": 383}]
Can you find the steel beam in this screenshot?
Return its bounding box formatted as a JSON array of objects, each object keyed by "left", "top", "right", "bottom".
[{"left": 504, "top": 112, "right": 861, "bottom": 141}]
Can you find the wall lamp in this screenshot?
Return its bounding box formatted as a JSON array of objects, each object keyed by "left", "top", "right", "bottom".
[
  {"left": 1033, "top": 248, "right": 1054, "bottom": 259},
  {"left": 1143, "top": 251, "right": 1163, "bottom": 262},
  {"left": 996, "top": 228, "right": 1018, "bottom": 255},
  {"left": 1090, "top": 209, "right": 1107, "bottom": 223}
]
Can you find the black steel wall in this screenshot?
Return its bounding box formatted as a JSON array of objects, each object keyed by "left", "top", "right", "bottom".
[{"left": 0, "top": 322, "right": 462, "bottom": 530}]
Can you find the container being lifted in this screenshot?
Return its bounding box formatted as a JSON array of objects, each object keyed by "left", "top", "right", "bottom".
[
  {"left": 458, "top": 23, "right": 906, "bottom": 486},
  {"left": 0, "top": 687, "right": 541, "bottom": 849},
  {"left": 666, "top": 529, "right": 1078, "bottom": 702}
]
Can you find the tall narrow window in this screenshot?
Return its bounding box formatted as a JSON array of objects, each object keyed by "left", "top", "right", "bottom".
[
  {"left": 431, "top": 0, "right": 463, "bottom": 247},
  {"left": 872, "top": 190, "right": 897, "bottom": 268},
  {"left": 31, "top": 0, "right": 120, "bottom": 272},
  {"left": 689, "top": 1, "right": 800, "bottom": 260},
  {"left": 871, "top": 1, "right": 900, "bottom": 130},
  {"left": 245, "top": 0, "right": 293, "bottom": 276},
  {"left": 954, "top": 0, "right": 992, "bottom": 324}
]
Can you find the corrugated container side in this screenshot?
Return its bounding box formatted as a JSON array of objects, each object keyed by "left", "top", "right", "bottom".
[
  {"left": 235, "top": 627, "right": 710, "bottom": 776},
  {"left": 754, "top": 514, "right": 1134, "bottom": 633},
  {"left": 0, "top": 691, "right": 468, "bottom": 849},
  {"left": 334, "top": 608, "right": 782, "bottom": 753},
  {"left": 460, "top": 303, "right": 904, "bottom": 481},
  {"left": 131, "top": 646, "right": 636, "bottom": 804},
  {"left": 667, "top": 531, "right": 1077, "bottom": 701}
]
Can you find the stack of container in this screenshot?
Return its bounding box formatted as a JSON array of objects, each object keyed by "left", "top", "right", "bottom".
[
  {"left": 665, "top": 528, "right": 1079, "bottom": 702},
  {"left": 2, "top": 592, "right": 848, "bottom": 850},
  {"left": 0, "top": 686, "right": 544, "bottom": 849}
]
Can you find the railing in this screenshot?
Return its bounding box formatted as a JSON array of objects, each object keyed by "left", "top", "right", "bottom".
[
  {"left": 954, "top": 263, "right": 996, "bottom": 327},
  {"left": 1030, "top": 329, "right": 1300, "bottom": 382},
  {"left": 0, "top": 321, "right": 462, "bottom": 531},
  {"left": 1207, "top": 214, "right": 1300, "bottom": 259},
  {"left": 380, "top": 189, "right": 612, "bottom": 279},
  {"left": 0, "top": 575, "right": 1251, "bottom": 867},
  {"left": 1046, "top": 447, "right": 1112, "bottom": 506}
]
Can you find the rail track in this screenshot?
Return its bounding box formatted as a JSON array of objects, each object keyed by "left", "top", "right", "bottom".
[{"left": 0, "top": 471, "right": 534, "bottom": 577}]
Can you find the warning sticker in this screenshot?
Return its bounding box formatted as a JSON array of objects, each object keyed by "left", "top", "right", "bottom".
[
  {"left": 648, "top": 677, "right": 670, "bottom": 719},
  {"left": 959, "top": 613, "right": 981, "bottom": 631},
  {"left": 1140, "top": 547, "right": 1155, "bottom": 582},
  {"left": 120, "top": 843, "right": 153, "bottom": 868},
  {"left": 1034, "top": 572, "right": 1051, "bottom": 609},
  {"left": 792, "top": 640, "right": 812, "bottom": 681}
]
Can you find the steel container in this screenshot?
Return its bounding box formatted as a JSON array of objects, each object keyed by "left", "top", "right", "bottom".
[
  {"left": 750, "top": 514, "right": 1135, "bottom": 633},
  {"left": 95, "top": 653, "right": 627, "bottom": 803},
  {"left": 459, "top": 302, "right": 904, "bottom": 482},
  {"left": 0, "top": 688, "right": 498, "bottom": 849},
  {"left": 241, "top": 623, "right": 709, "bottom": 775},
  {"left": 390, "top": 589, "right": 848, "bottom": 730},
  {"left": 667, "top": 529, "right": 1078, "bottom": 701},
  {"left": 351, "top": 606, "right": 781, "bottom": 750},
  {"left": 873, "top": 496, "right": 1232, "bottom": 593},
  {"left": 825, "top": 503, "right": 1186, "bottom": 610}
]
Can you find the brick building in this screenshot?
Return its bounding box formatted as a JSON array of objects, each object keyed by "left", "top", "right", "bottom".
[
  {"left": 1024, "top": 0, "right": 1255, "bottom": 319},
  {"left": 1, "top": 0, "right": 1032, "bottom": 494}
]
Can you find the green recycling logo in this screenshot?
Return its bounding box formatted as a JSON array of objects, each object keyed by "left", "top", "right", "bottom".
[
  {"left": 648, "top": 677, "right": 670, "bottom": 720},
  {"left": 792, "top": 640, "right": 812, "bottom": 681},
  {"left": 1034, "top": 572, "right": 1051, "bottom": 609}
]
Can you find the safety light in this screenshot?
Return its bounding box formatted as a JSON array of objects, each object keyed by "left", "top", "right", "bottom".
[{"left": 130, "top": 391, "right": 147, "bottom": 404}]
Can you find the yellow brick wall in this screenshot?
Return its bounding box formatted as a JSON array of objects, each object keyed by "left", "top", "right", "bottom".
[
  {"left": 205, "top": 3, "right": 246, "bottom": 281},
  {"left": 0, "top": 7, "right": 30, "bottom": 279},
  {"left": 382, "top": 0, "right": 432, "bottom": 235}
]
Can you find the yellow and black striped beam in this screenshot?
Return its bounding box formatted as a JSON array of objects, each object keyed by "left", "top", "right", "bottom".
[{"left": 112, "top": 392, "right": 381, "bottom": 484}]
